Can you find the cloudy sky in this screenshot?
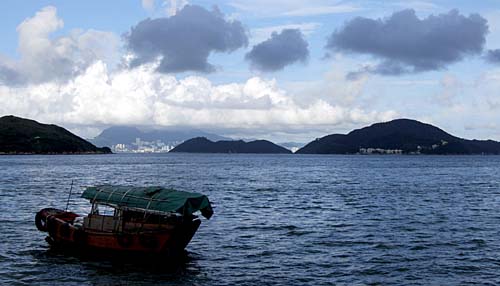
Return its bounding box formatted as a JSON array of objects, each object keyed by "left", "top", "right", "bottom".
[{"left": 1, "top": 0, "right": 500, "bottom": 142}]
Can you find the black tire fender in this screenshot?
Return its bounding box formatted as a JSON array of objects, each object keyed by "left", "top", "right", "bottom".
[
  {"left": 35, "top": 211, "right": 48, "bottom": 231},
  {"left": 35, "top": 208, "right": 64, "bottom": 232}
]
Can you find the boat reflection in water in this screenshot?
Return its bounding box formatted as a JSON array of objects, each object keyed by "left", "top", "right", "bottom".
[{"left": 35, "top": 185, "right": 213, "bottom": 259}]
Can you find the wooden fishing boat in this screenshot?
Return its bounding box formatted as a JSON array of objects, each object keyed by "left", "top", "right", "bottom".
[{"left": 35, "top": 185, "right": 213, "bottom": 257}]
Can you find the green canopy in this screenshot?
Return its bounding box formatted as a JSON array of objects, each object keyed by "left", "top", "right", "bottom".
[{"left": 81, "top": 185, "right": 213, "bottom": 219}]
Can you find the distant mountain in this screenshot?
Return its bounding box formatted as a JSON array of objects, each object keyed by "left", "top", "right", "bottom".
[
  {"left": 296, "top": 119, "right": 500, "bottom": 155},
  {"left": 90, "top": 126, "right": 230, "bottom": 152},
  {"left": 278, "top": 142, "right": 306, "bottom": 153},
  {"left": 170, "top": 137, "right": 292, "bottom": 154},
  {"left": 0, "top": 115, "right": 111, "bottom": 154}
]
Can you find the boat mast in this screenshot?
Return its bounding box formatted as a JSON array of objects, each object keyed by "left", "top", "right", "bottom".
[{"left": 65, "top": 180, "right": 74, "bottom": 212}]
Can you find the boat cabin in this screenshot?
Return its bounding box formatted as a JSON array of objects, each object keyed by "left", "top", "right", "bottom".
[
  {"left": 79, "top": 186, "right": 213, "bottom": 234},
  {"left": 81, "top": 203, "right": 184, "bottom": 233}
]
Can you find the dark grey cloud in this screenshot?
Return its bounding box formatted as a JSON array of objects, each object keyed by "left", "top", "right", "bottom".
[
  {"left": 326, "top": 9, "right": 488, "bottom": 76},
  {"left": 125, "top": 5, "right": 248, "bottom": 73},
  {"left": 486, "top": 49, "right": 500, "bottom": 63},
  {"left": 345, "top": 60, "right": 411, "bottom": 80},
  {"left": 245, "top": 29, "right": 309, "bottom": 72}
]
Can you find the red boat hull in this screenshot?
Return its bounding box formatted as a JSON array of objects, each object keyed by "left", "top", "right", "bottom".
[{"left": 36, "top": 208, "right": 201, "bottom": 257}]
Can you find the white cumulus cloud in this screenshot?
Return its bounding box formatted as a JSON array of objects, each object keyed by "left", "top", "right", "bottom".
[
  {"left": 141, "top": 0, "right": 155, "bottom": 11},
  {"left": 0, "top": 6, "right": 120, "bottom": 85},
  {"left": 0, "top": 61, "right": 396, "bottom": 138},
  {"left": 164, "top": 0, "right": 188, "bottom": 16}
]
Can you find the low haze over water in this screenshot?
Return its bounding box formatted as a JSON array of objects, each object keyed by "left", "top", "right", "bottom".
[{"left": 1, "top": 154, "right": 500, "bottom": 285}]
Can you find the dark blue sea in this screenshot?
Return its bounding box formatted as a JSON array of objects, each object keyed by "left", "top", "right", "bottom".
[{"left": 1, "top": 154, "right": 500, "bottom": 285}]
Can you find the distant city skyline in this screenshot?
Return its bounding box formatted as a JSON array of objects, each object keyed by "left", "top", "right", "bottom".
[{"left": 1, "top": 1, "right": 500, "bottom": 142}]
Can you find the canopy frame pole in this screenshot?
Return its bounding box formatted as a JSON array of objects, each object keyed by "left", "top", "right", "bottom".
[
  {"left": 104, "top": 189, "right": 118, "bottom": 231},
  {"left": 89, "top": 188, "right": 104, "bottom": 230},
  {"left": 120, "top": 188, "right": 134, "bottom": 233},
  {"left": 139, "top": 195, "right": 155, "bottom": 233}
]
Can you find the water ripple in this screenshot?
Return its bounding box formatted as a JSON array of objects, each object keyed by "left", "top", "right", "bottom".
[{"left": 1, "top": 154, "right": 500, "bottom": 285}]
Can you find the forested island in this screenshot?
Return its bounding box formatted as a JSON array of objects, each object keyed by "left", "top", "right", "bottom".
[
  {"left": 170, "top": 137, "right": 292, "bottom": 154},
  {"left": 0, "top": 116, "right": 111, "bottom": 154},
  {"left": 296, "top": 119, "right": 500, "bottom": 155}
]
